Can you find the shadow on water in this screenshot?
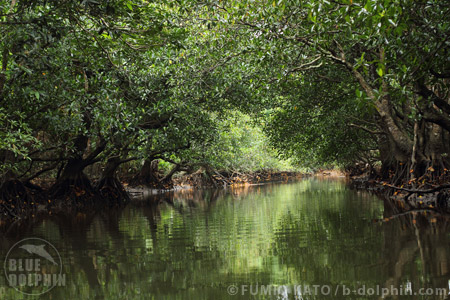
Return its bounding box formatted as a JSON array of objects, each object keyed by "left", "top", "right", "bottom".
[{"left": 0, "top": 178, "right": 449, "bottom": 299}]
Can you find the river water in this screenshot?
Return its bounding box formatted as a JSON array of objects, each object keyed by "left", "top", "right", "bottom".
[{"left": 0, "top": 178, "right": 449, "bottom": 299}]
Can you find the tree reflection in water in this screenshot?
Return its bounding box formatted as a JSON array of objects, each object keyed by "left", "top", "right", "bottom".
[{"left": 0, "top": 179, "right": 449, "bottom": 299}]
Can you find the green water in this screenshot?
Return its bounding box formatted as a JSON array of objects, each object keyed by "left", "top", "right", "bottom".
[{"left": 1, "top": 178, "right": 449, "bottom": 299}]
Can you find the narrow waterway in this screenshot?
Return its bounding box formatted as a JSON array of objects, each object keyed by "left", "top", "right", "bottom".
[{"left": 1, "top": 178, "right": 449, "bottom": 299}]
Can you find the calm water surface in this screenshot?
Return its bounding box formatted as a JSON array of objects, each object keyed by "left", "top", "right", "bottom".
[{"left": 1, "top": 178, "right": 449, "bottom": 299}]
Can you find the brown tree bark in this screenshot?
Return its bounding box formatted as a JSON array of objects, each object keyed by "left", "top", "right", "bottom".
[
  {"left": 131, "top": 159, "right": 162, "bottom": 186},
  {"left": 96, "top": 157, "right": 130, "bottom": 204}
]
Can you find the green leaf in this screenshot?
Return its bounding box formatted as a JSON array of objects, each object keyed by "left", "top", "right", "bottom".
[
  {"left": 126, "top": 1, "right": 133, "bottom": 11},
  {"left": 376, "top": 67, "right": 384, "bottom": 77}
]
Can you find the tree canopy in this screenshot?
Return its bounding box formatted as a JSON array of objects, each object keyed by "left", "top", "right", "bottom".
[{"left": 0, "top": 0, "right": 449, "bottom": 217}]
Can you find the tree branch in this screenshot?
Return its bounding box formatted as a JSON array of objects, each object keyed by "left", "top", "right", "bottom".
[{"left": 348, "top": 123, "right": 386, "bottom": 135}]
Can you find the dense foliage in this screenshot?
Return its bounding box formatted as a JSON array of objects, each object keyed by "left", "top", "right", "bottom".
[
  {"left": 202, "top": 0, "right": 450, "bottom": 179},
  {"left": 0, "top": 0, "right": 449, "bottom": 217}
]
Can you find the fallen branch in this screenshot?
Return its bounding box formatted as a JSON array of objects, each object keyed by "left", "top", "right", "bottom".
[{"left": 379, "top": 182, "right": 450, "bottom": 194}]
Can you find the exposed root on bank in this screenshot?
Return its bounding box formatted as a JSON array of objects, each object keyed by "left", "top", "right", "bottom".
[
  {"left": 0, "top": 179, "right": 36, "bottom": 220},
  {"left": 176, "top": 167, "right": 302, "bottom": 188},
  {"left": 96, "top": 176, "right": 130, "bottom": 205},
  {"left": 48, "top": 172, "right": 98, "bottom": 206},
  {"left": 350, "top": 163, "right": 450, "bottom": 223}
]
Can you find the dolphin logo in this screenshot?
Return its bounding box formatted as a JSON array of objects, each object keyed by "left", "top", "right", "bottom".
[{"left": 19, "top": 244, "right": 58, "bottom": 265}]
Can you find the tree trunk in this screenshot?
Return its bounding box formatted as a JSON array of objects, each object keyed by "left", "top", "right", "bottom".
[
  {"left": 376, "top": 96, "right": 412, "bottom": 162},
  {"left": 96, "top": 157, "right": 130, "bottom": 204},
  {"left": 49, "top": 134, "right": 96, "bottom": 201},
  {"left": 49, "top": 158, "right": 95, "bottom": 200},
  {"left": 131, "top": 159, "right": 161, "bottom": 186}
]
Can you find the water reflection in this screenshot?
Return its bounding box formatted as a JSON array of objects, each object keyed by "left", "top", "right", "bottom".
[{"left": 0, "top": 178, "right": 449, "bottom": 299}]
